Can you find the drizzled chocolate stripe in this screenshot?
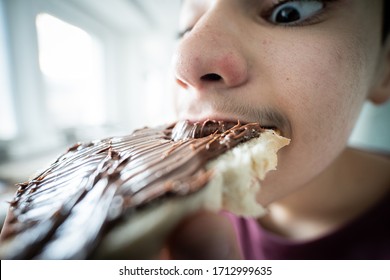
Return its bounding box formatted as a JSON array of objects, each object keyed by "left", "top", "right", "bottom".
[{"left": 0, "top": 120, "right": 265, "bottom": 259}]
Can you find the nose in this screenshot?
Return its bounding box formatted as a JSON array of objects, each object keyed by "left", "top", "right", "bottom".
[{"left": 174, "top": 12, "right": 249, "bottom": 91}]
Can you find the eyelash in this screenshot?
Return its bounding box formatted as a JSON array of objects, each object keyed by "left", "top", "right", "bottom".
[
  {"left": 177, "top": 0, "right": 337, "bottom": 38},
  {"left": 263, "top": 0, "right": 337, "bottom": 27},
  {"left": 177, "top": 27, "right": 193, "bottom": 39}
]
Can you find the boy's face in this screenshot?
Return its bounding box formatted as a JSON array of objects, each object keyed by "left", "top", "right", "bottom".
[{"left": 173, "top": 0, "right": 385, "bottom": 204}]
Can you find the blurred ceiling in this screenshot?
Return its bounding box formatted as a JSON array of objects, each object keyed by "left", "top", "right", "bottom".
[{"left": 67, "top": 0, "right": 181, "bottom": 35}]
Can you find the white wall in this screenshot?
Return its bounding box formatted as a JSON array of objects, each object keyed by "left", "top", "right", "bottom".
[
  {"left": 349, "top": 101, "right": 390, "bottom": 152},
  {"left": 0, "top": 0, "right": 180, "bottom": 160},
  {"left": 0, "top": 0, "right": 16, "bottom": 141}
]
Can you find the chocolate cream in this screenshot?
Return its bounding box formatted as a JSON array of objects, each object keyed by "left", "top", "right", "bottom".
[{"left": 0, "top": 120, "right": 266, "bottom": 259}]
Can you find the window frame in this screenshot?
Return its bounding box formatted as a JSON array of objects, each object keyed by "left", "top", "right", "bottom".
[
  {"left": 0, "top": 0, "right": 17, "bottom": 144},
  {"left": 2, "top": 0, "right": 123, "bottom": 160}
]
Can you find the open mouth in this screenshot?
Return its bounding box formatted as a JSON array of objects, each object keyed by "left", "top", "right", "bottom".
[{"left": 171, "top": 119, "right": 281, "bottom": 141}]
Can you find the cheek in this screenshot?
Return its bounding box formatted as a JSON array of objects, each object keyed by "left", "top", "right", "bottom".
[
  {"left": 257, "top": 37, "right": 369, "bottom": 200},
  {"left": 270, "top": 37, "right": 367, "bottom": 143}
]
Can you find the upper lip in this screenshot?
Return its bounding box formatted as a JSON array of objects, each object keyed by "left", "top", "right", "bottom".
[{"left": 183, "top": 114, "right": 290, "bottom": 138}]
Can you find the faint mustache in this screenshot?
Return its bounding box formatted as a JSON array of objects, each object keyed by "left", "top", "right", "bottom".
[
  {"left": 213, "top": 99, "right": 292, "bottom": 136},
  {"left": 176, "top": 92, "right": 292, "bottom": 137}
]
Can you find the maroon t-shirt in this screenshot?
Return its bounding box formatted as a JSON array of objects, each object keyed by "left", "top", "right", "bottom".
[{"left": 226, "top": 190, "right": 390, "bottom": 259}]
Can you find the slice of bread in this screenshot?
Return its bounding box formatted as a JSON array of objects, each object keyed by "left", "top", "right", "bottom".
[
  {"left": 0, "top": 121, "right": 289, "bottom": 259},
  {"left": 95, "top": 129, "right": 289, "bottom": 259}
]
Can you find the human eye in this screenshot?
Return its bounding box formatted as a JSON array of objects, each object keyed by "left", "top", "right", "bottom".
[
  {"left": 177, "top": 0, "right": 205, "bottom": 39},
  {"left": 266, "top": 0, "right": 327, "bottom": 26},
  {"left": 177, "top": 27, "right": 193, "bottom": 39}
]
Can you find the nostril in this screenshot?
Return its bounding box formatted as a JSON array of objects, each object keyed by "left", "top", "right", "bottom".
[
  {"left": 176, "top": 78, "right": 189, "bottom": 89},
  {"left": 201, "top": 73, "right": 222, "bottom": 81}
]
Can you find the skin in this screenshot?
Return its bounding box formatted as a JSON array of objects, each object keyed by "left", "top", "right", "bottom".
[
  {"left": 2, "top": 0, "right": 387, "bottom": 260},
  {"left": 164, "top": 0, "right": 390, "bottom": 259}
]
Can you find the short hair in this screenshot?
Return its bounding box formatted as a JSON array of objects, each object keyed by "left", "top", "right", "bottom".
[{"left": 383, "top": 0, "right": 390, "bottom": 41}]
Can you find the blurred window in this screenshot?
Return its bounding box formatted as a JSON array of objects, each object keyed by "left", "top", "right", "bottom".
[
  {"left": 0, "top": 54, "right": 16, "bottom": 141},
  {"left": 35, "top": 13, "right": 106, "bottom": 129},
  {"left": 0, "top": 5, "right": 16, "bottom": 141}
]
